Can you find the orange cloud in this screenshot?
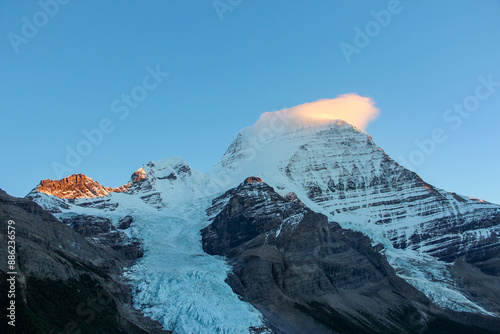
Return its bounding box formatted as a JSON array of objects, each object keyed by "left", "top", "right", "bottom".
[{"left": 253, "top": 94, "right": 380, "bottom": 131}]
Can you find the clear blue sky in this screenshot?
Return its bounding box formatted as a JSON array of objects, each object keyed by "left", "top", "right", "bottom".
[{"left": 1, "top": 0, "right": 499, "bottom": 204}]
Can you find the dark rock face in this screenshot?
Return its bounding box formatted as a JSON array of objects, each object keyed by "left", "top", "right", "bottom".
[
  {"left": 201, "top": 179, "right": 500, "bottom": 334},
  {"left": 118, "top": 215, "right": 134, "bottom": 230},
  {"left": 59, "top": 214, "right": 144, "bottom": 262},
  {"left": 203, "top": 178, "right": 308, "bottom": 255},
  {"left": 0, "top": 189, "right": 168, "bottom": 334},
  {"left": 450, "top": 257, "right": 500, "bottom": 315},
  {"left": 61, "top": 214, "right": 114, "bottom": 237}
]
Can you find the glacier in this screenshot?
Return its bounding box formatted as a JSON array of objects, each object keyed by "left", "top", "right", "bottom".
[
  {"left": 124, "top": 208, "right": 267, "bottom": 333},
  {"left": 31, "top": 161, "right": 270, "bottom": 333}
]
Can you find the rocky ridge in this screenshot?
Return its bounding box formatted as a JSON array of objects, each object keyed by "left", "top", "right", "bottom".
[
  {"left": 35, "top": 173, "right": 129, "bottom": 199},
  {"left": 202, "top": 178, "right": 500, "bottom": 333},
  {"left": 210, "top": 121, "right": 500, "bottom": 315}
]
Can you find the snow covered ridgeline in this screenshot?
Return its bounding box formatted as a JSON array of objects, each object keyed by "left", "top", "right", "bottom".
[
  {"left": 209, "top": 120, "right": 500, "bottom": 316},
  {"left": 29, "top": 120, "right": 500, "bottom": 332}
]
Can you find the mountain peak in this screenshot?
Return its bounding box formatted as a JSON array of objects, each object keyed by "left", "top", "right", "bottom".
[
  {"left": 34, "top": 173, "right": 129, "bottom": 199},
  {"left": 244, "top": 176, "right": 263, "bottom": 184},
  {"left": 243, "top": 117, "right": 364, "bottom": 137},
  {"left": 209, "top": 118, "right": 377, "bottom": 191},
  {"left": 130, "top": 167, "right": 147, "bottom": 183},
  {"left": 148, "top": 156, "right": 189, "bottom": 169}
]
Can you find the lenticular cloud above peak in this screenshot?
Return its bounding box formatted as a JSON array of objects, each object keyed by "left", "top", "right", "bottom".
[{"left": 252, "top": 93, "right": 380, "bottom": 132}]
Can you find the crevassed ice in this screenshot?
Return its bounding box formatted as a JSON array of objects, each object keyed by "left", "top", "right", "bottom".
[
  {"left": 49, "top": 193, "right": 267, "bottom": 334},
  {"left": 123, "top": 202, "right": 266, "bottom": 334}
]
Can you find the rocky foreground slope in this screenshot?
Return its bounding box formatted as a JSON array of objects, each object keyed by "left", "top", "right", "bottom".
[{"left": 0, "top": 189, "right": 168, "bottom": 334}]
